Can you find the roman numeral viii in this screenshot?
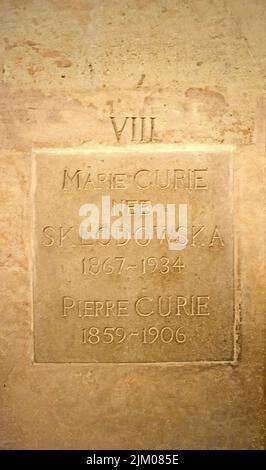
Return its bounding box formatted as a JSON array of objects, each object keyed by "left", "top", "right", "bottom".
[{"left": 110, "top": 116, "right": 156, "bottom": 143}]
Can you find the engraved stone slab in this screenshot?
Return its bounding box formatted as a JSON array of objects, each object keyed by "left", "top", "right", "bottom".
[{"left": 33, "top": 147, "right": 235, "bottom": 363}]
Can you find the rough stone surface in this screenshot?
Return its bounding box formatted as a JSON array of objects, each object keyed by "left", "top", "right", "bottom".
[{"left": 0, "top": 0, "right": 265, "bottom": 449}]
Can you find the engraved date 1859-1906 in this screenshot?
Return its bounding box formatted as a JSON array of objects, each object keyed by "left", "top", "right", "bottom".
[{"left": 82, "top": 326, "right": 186, "bottom": 345}]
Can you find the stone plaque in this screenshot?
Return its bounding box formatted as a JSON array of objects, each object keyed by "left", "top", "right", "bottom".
[{"left": 33, "top": 146, "right": 235, "bottom": 363}]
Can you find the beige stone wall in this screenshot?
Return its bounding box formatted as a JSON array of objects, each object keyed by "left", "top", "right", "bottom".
[{"left": 0, "top": 0, "right": 265, "bottom": 449}]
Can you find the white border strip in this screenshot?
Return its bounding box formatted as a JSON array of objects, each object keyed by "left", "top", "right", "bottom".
[{"left": 33, "top": 143, "right": 235, "bottom": 155}]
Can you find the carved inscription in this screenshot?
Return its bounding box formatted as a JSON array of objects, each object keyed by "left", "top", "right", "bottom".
[
  {"left": 110, "top": 116, "right": 156, "bottom": 143},
  {"left": 33, "top": 149, "right": 234, "bottom": 363}
]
